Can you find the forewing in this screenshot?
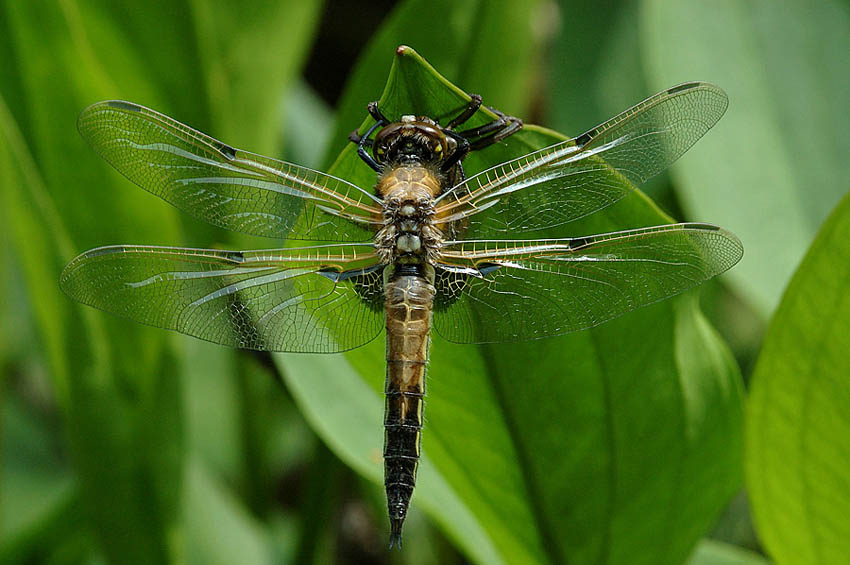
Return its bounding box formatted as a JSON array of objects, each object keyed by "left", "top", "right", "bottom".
[
  {"left": 434, "top": 83, "right": 728, "bottom": 238},
  {"left": 60, "top": 244, "right": 384, "bottom": 353},
  {"left": 78, "top": 101, "right": 383, "bottom": 241},
  {"left": 433, "top": 223, "right": 742, "bottom": 343}
]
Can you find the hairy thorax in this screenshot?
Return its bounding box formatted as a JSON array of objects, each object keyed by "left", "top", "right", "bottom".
[{"left": 375, "top": 165, "right": 445, "bottom": 265}]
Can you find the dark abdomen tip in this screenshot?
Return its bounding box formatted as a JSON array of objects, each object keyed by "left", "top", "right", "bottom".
[{"left": 388, "top": 518, "right": 404, "bottom": 549}]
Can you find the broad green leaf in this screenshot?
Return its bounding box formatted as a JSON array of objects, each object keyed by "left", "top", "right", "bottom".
[
  {"left": 0, "top": 82, "right": 182, "bottom": 562},
  {"left": 184, "top": 458, "right": 272, "bottom": 565},
  {"left": 641, "top": 0, "right": 850, "bottom": 314},
  {"left": 687, "top": 540, "right": 770, "bottom": 565},
  {"left": 1, "top": 0, "right": 319, "bottom": 560},
  {"left": 281, "top": 46, "right": 744, "bottom": 564},
  {"left": 0, "top": 396, "right": 74, "bottom": 552},
  {"left": 189, "top": 0, "right": 322, "bottom": 154},
  {"left": 1, "top": 2, "right": 192, "bottom": 560},
  {"left": 549, "top": 1, "right": 669, "bottom": 200},
  {"left": 746, "top": 190, "right": 850, "bottom": 565},
  {"left": 283, "top": 80, "right": 333, "bottom": 169},
  {"left": 549, "top": 0, "right": 646, "bottom": 134},
  {"left": 182, "top": 339, "right": 242, "bottom": 479}
]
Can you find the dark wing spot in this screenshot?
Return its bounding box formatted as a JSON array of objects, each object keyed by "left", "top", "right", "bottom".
[
  {"left": 224, "top": 250, "right": 245, "bottom": 263},
  {"left": 106, "top": 100, "right": 142, "bottom": 112},
  {"left": 691, "top": 222, "right": 720, "bottom": 231},
  {"left": 666, "top": 82, "right": 700, "bottom": 95},
  {"left": 569, "top": 237, "right": 592, "bottom": 249},
  {"left": 214, "top": 141, "right": 237, "bottom": 160},
  {"left": 573, "top": 129, "right": 596, "bottom": 148},
  {"left": 224, "top": 292, "right": 266, "bottom": 350},
  {"left": 434, "top": 263, "right": 502, "bottom": 311},
  {"left": 316, "top": 268, "right": 343, "bottom": 283},
  {"left": 318, "top": 263, "right": 383, "bottom": 282},
  {"left": 319, "top": 265, "right": 385, "bottom": 311},
  {"left": 478, "top": 263, "right": 501, "bottom": 276},
  {"left": 434, "top": 267, "right": 466, "bottom": 311}
]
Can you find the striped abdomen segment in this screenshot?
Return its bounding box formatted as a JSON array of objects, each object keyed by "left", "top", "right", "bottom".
[{"left": 384, "top": 272, "right": 435, "bottom": 547}]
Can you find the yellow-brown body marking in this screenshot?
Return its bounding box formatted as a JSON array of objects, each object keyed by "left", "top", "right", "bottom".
[
  {"left": 374, "top": 165, "right": 444, "bottom": 265},
  {"left": 375, "top": 163, "right": 442, "bottom": 200}
]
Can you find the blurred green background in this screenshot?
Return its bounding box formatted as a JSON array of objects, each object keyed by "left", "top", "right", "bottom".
[{"left": 1, "top": 1, "right": 848, "bottom": 564}]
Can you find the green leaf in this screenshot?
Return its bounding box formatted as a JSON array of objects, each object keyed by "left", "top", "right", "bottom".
[
  {"left": 0, "top": 96, "right": 74, "bottom": 403},
  {"left": 641, "top": 0, "right": 850, "bottom": 313},
  {"left": 686, "top": 540, "right": 770, "bottom": 565},
  {"left": 184, "top": 457, "right": 272, "bottom": 565},
  {"left": 1, "top": 83, "right": 179, "bottom": 563},
  {"left": 1, "top": 2, "right": 189, "bottom": 560},
  {"left": 189, "top": 0, "right": 323, "bottom": 154},
  {"left": 182, "top": 339, "right": 243, "bottom": 479},
  {"left": 549, "top": 0, "right": 648, "bottom": 135},
  {"left": 0, "top": 396, "right": 74, "bottom": 553},
  {"left": 281, "top": 45, "right": 744, "bottom": 564},
  {"left": 745, "top": 190, "right": 850, "bottom": 564},
  {"left": 283, "top": 81, "right": 333, "bottom": 169},
  {"left": 1, "top": 1, "right": 321, "bottom": 562}
]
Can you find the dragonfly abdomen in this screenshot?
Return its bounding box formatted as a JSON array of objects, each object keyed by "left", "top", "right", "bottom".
[{"left": 383, "top": 270, "right": 435, "bottom": 547}]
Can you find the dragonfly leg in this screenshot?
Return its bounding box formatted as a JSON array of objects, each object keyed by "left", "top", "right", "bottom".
[
  {"left": 354, "top": 117, "right": 385, "bottom": 172},
  {"left": 349, "top": 101, "right": 392, "bottom": 172},
  {"left": 458, "top": 107, "right": 523, "bottom": 151},
  {"left": 440, "top": 128, "right": 470, "bottom": 175},
  {"left": 445, "top": 93, "right": 483, "bottom": 129},
  {"left": 347, "top": 130, "right": 373, "bottom": 146},
  {"left": 348, "top": 130, "right": 372, "bottom": 149},
  {"left": 442, "top": 96, "right": 523, "bottom": 153},
  {"left": 367, "top": 100, "right": 391, "bottom": 124}
]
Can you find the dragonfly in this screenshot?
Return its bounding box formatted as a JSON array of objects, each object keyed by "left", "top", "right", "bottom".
[{"left": 60, "top": 81, "right": 742, "bottom": 548}]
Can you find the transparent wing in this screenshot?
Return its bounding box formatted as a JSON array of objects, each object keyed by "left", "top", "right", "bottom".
[
  {"left": 78, "top": 101, "right": 383, "bottom": 241},
  {"left": 434, "top": 83, "right": 728, "bottom": 238},
  {"left": 60, "top": 244, "right": 384, "bottom": 353},
  {"left": 433, "top": 223, "right": 742, "bottom": 343}
]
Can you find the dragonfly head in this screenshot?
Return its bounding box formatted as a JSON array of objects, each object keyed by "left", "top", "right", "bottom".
[{"left": 373, "top": 115, "right": 452, "bottom": 166}]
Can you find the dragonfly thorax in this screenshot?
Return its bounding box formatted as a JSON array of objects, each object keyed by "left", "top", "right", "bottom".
[
  {"left": 372, "top": 116, "right": 455, "bottom": 167},
  {"left": 375, "top": 165, "right": 444, "bottom": 265}
]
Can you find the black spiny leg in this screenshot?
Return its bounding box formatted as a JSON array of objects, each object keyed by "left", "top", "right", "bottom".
[
  {"left": 437, "top": 95, "right": 484, "bottom": 181},
  {"left": 440, "top": 129, "right": 470, "bottom": 175},
  {"left": 446, "top": 94, "right": 483, "bottom": 129},
  {"left": 457, "top": 106, "right": 523, "bottom": 151},
  {"left": 350, "top": 101, "right": 392, "bottom": 173},
  {"left": 367, "top": 100, "right": 391, "bottom": 124},
  {"left": 440, "top": 96, "right": 523, "bottom": 170},
  {"left": 439, "top": 97, "right": 523, "bottom": 182},
  {"left": 356, "top": 121, "right": 383, "bottom": 172}
]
